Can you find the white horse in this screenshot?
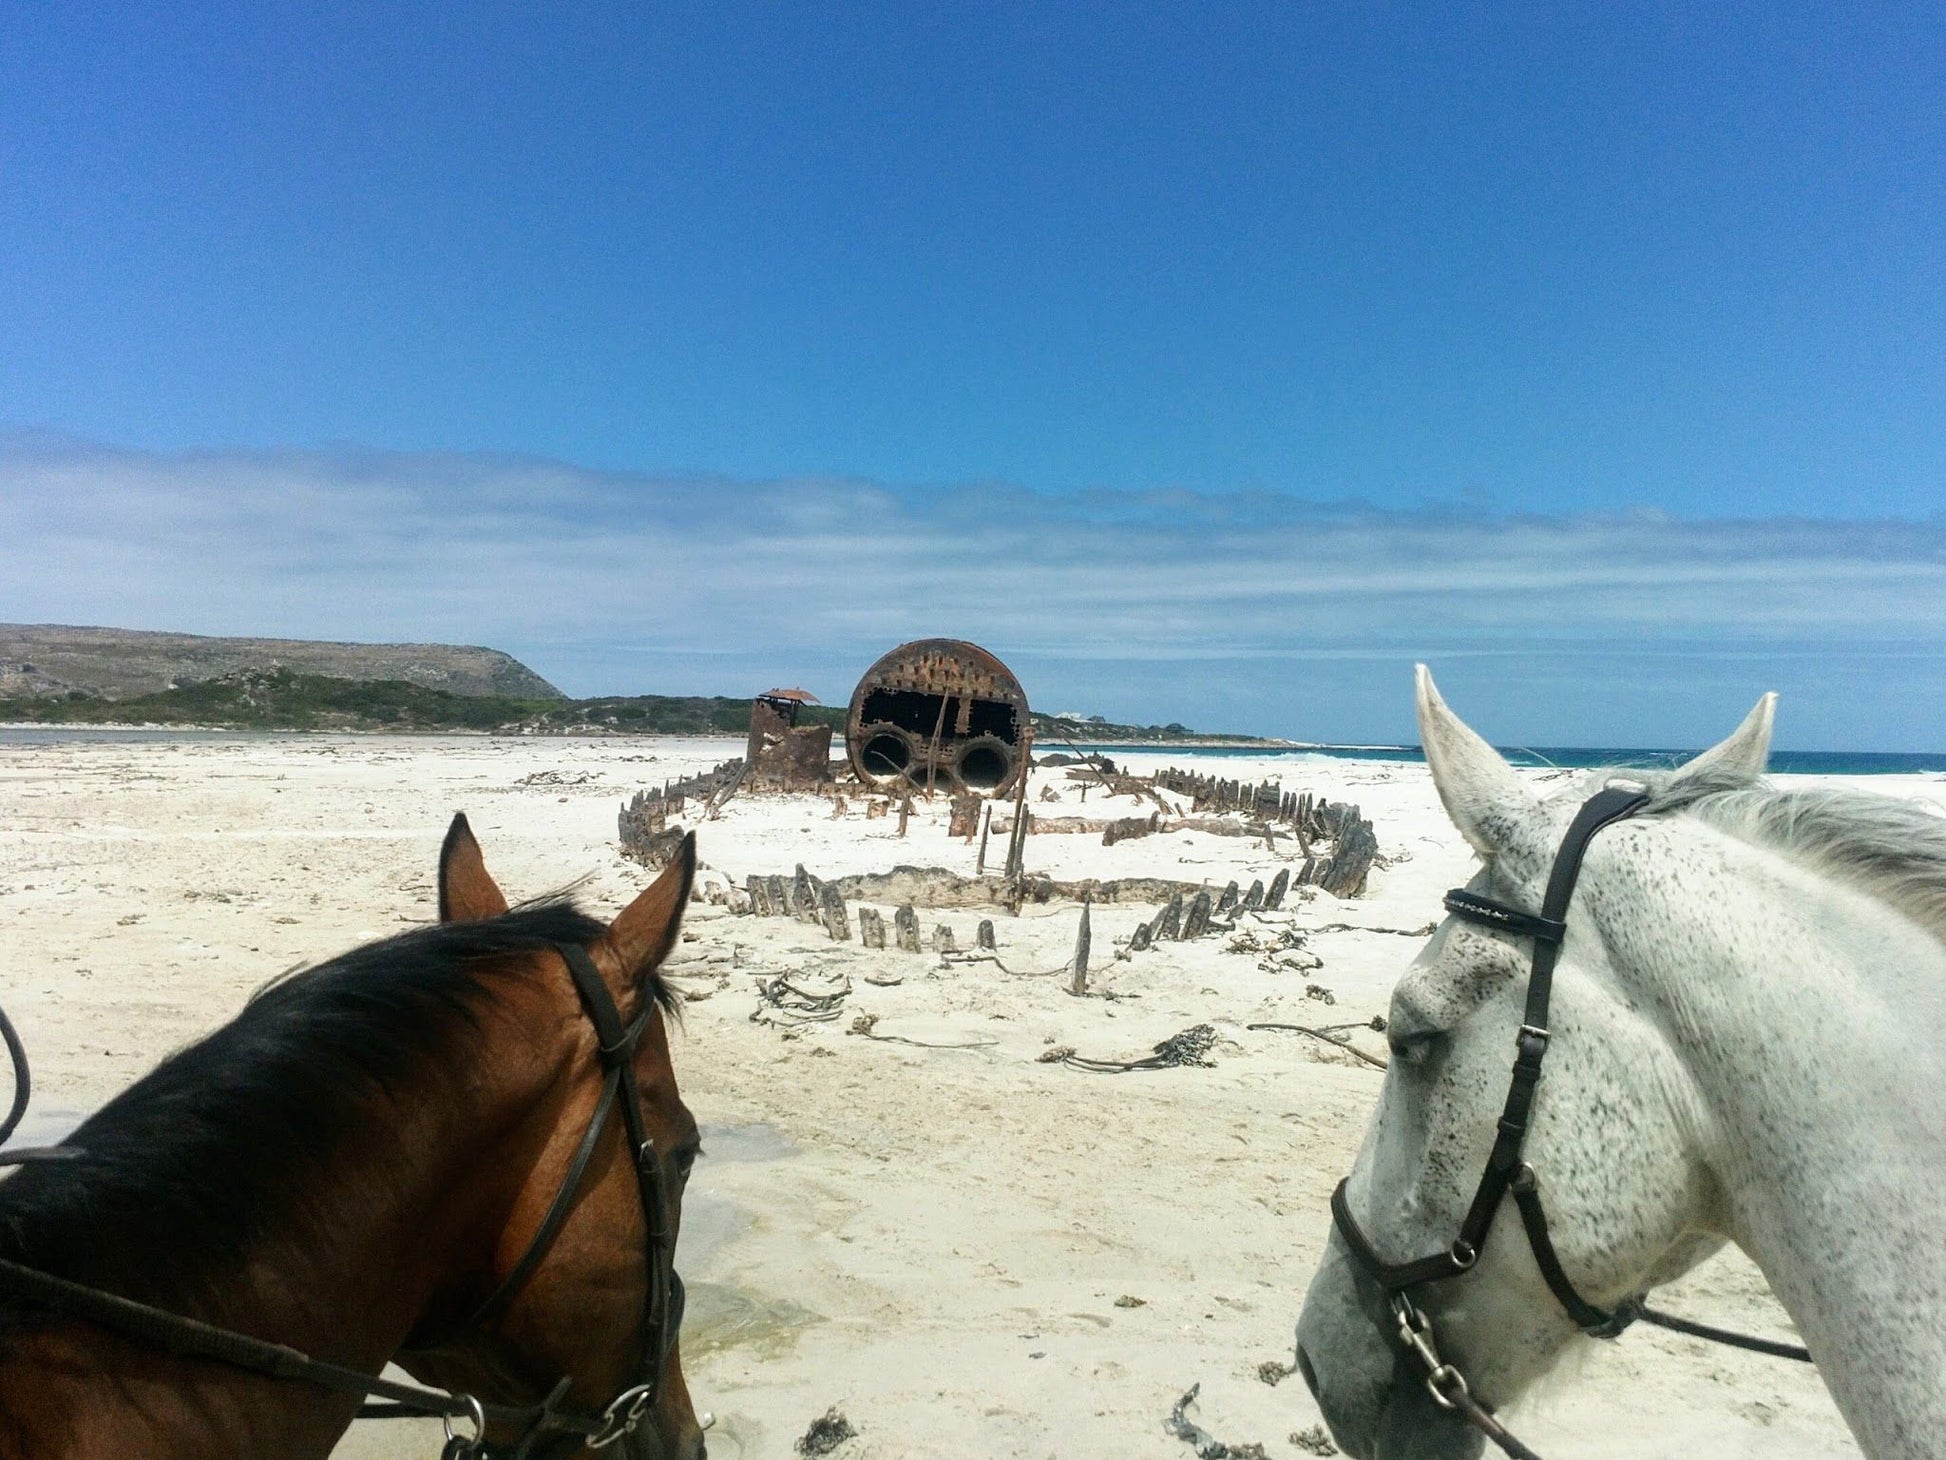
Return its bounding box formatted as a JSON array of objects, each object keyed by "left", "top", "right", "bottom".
[{"left": 1295, "top": 667, "right": 1946, "bottom": 1459}]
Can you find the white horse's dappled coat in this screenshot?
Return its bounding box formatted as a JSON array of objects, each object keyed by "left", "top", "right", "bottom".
[{"left": 1295, "top": 669, "right": 1946, "bottom": 1460}]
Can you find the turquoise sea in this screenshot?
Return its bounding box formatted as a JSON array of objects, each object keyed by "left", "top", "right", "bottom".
[{"left": 3, "top": 726, "right": 1940, "bottom": 776}]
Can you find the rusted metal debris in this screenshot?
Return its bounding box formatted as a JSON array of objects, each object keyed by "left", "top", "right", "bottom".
[
  {"left": 845, "top": 638, "right": 1031, "bottom": 798},
  {"left": 746, "top": 688, "right": 832, "bottom": 789},
  {"left": 617, "top": 759, "right": 743, "bottom": 866}
]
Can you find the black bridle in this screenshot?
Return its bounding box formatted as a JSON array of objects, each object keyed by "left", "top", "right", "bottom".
[
  {"left": 1329, "top": 784, "right": 1811, "bottom": 1460},
  {"left": 412, "top": 940, "right": 689, "bottom": 1451},
  {"left": 0, "top": 941, "right": 687, "bottom": 1460}
]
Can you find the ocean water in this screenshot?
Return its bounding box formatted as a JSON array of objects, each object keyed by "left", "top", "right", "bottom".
[
  {"left": 1087, "top": 743, "right": 1946, "bottom": 776},
  {"left": 3, "top": 726, "right": 1940, "bottom": 776}
]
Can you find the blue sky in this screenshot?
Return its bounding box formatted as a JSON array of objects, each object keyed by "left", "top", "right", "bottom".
[{"left": 2, "top": 5, "right": 1942, "bottom": 746}]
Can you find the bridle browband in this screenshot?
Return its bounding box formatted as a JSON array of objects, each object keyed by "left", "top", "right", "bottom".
[
  {"left": 1329, "top": 784, "right": 1812, "bottom": 1460},
  {"left": 0, "top": 941, "right": 686, "bottom": 1460}
]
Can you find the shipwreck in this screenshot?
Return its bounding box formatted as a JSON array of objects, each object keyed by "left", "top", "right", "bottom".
[{"left": 844, "top": 638, "right": 1032, "bottom": 797}]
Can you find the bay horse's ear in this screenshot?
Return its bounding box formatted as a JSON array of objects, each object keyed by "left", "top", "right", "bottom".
[
  {"left": 600, "top": 832, "right": 696, "bottom": 981},
  {"left": 1416, "top": 664, "right": 1540, "bottom": 861},
  {"left": 1667, "top": 692, "right": 1776, "bottom": 787},
  {"left": 439, "top": 813, "right": 510, "bottom": 922}
]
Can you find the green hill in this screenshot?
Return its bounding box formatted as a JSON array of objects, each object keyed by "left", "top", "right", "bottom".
[
  {"left": 1, "top": 669, "right": 1262, "bottom": 743},
  {"left": 0, "top": 669, "right": 849, "bottom": 736}
]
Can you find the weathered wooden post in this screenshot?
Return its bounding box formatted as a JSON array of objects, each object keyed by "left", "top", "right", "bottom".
[
  {"left": 820, "top": 884, "right": 852, "bottom": 941},
  {"left": 1265, "top": 868, "right": 1290, "bottom": 910},
  {"left": 894, "top": 904, "right": 921, "bottom": 953},
  {"left": 1182, "top": 890, "right": 1212, "bottom": 940},
  {"left": 792, "top": 866, "right": 819, "bottom": 922},
  {"left": 1004, "top": 761, "right": 1030, "bottom": 883},
  {"left": 1069, "top": 899, "right": 1092, "bottom": 997},
  {"left": 976, "top": 919, "right": 996, "bottom": 950},
  {"left": 859, "top": 907, "right": 887, "bottom": 948},
  {"left": 977, "top": 804, "right": 992, "bottom": 875},
  {"left": 1243, "top": 878, "right": 1265, "bottom": 910}
]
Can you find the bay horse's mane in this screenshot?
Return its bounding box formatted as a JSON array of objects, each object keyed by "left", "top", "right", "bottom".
[
  {"left": 1596, "top": 763, "right": 1946, "bottom": 945},
  {"left": 0, "top": 900, "right": 672, "bottom": 1329}
]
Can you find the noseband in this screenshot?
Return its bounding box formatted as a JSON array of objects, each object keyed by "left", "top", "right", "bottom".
[
  {"left": 0, "top": 940, "right": 689, "bottom": 1460},
  {"left": 1329, "top": 784, "right": 1810, "bottom": 1460}
]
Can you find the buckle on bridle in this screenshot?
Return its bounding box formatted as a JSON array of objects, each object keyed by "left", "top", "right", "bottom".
[
  {"left": 585, "top": 1383, "right": 655, "bottom": 1449},
  {"left": 441, "top": 1395, "right": 487, "bottom": 1459},
  {"left": 1392, "top": 1295, "right": 1471, "bottom": 1410}
]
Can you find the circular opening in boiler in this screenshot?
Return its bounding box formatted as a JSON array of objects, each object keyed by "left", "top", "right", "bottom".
[
  {"left": 957, "top": 743, "right": 1010, "bottom": 790},
  {"left": 861, "top": 732, "right": 912, "bottom": 779}
]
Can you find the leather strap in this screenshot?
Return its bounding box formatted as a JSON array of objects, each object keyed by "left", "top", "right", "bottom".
[{"left": 1334, "top": 787, "right": 1649, "bottom": 1303}]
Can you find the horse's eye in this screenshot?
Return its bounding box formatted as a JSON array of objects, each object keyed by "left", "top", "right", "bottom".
[
  {"left": 1388, "top": 1031, "right": 1443, "bottom": 1067},
  {"left": 675, "top": 1147, "right": 700, "bottom": 1179}
]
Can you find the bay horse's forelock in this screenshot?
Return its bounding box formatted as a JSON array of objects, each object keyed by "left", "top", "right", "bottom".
[{"left": 0, "top": 876, "right": 700, "bottom": 1459}]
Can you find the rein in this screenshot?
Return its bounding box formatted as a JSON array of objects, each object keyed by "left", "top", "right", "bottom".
[
  {"left": 0, "top": 942, "right": 682, "bottom": 1460},
  {"left": 1329, "top": 783, "right": 1812, "bottom": 1460}
]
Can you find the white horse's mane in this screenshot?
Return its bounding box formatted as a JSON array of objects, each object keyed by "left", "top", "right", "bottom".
[{"left": 1575, "top": 764, "right": 1946, "bottom": 943}]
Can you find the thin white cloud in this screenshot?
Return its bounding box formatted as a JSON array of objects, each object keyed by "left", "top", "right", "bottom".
[{"left": 2, "top": 437, "right": 1943, "bottom": 746}]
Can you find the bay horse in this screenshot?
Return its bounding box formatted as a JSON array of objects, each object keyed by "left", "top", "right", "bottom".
[
  {"left": 0, "top": 814, "right": 708, "bottom": 1460},
  {"left": 1298, "top": 668, "right": 1946, "bottom": 1459}
]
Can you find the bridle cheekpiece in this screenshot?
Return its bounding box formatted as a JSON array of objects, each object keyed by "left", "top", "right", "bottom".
[{"left": 1327, "top": 782, "right": 1810, "bottom": 1460}]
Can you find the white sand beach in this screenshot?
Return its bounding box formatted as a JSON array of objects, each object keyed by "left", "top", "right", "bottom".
[{"left": 5, "top": 731, "right": 1928, "bottom": 1458}]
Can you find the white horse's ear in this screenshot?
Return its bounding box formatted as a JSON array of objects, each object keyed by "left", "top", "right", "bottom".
[
  {"left": 1416, "top": 665, "right": 1540, "bottom": 859},
  {"left": 1668, "top": 692, "right": 1776, "bottom": 786}
]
